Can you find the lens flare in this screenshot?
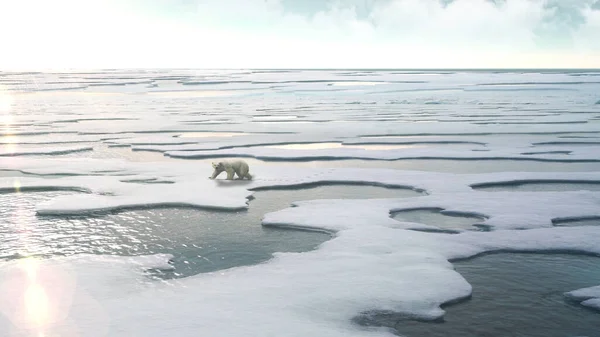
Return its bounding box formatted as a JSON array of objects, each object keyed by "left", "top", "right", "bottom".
[
  {"left": 25, "top": 283, "right": 50, "bottom": 327},
  {"left": 20, "top": 258, "right": 51, "bottom": 330}
]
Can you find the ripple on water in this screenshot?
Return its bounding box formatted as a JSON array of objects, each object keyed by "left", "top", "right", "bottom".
[
  {"left": 357, "top": 253, "right": 600, "bottom": 337},
  {"left": 0, "top": 184, "right": 418, "bottom": 278}
]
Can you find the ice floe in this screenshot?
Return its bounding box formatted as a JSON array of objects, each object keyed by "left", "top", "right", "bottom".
[
  {"left": 565, "top": 285, "right": 600, "bottom": 311},
  {"left": 263, "top": 190, "right": 600, "bottom": 231},
  {"left": 2, "top": 157, "right": 600, "bottom": 219}
]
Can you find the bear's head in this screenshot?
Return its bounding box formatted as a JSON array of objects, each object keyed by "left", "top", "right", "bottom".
[{"left": 212, "top": 162, "right": 224, "bottom": 170}]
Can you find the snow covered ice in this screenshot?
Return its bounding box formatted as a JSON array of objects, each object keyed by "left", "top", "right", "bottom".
[{"left": 1, "top": 69, "right": 600, "bottom": 336}]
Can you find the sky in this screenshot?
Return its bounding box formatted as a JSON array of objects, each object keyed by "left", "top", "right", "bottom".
[{"left": 0, "top": 0, "right": 599, "bottom": 69}]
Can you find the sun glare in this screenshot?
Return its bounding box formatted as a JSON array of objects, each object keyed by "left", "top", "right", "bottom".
[
  {"left": 14, "top": 179, "right": 21, "bottom": 192},
  {"left": 20, "top": 258, "right": 51, "bottom": 329},
  {"left": 25, "top": 284, "right": 50, "bottom": 327}
]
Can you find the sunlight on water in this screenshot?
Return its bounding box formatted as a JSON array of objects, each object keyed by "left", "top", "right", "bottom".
[
  {"left": 0, "top": 185, "right": 418, "bottom": 277},
  {"left": 266, "top": 142, "right": 423, "bottom": 151},
  {"left": 13, "top": 179, "right": 21, "bottom": 192}
]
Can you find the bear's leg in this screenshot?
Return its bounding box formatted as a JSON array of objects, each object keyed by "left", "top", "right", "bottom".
[
  {"left": 226, "top": 169, "right": 235, "bottom": 180},
  {"left": 237, "top": 164, "right": 249, "bottom": 180},
  {"left": 236, "top": 166, "right": 248, "bottom": 180},
  {"left": 210, "top": 168, "right": 223, "bottom": 180}
]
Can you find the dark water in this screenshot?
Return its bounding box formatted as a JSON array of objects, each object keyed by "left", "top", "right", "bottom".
[
  {"left": 553, "top": 218, "right": 600, "bottom": 228},
  {"left": 391, "top": 208, "right": 486, "bottom": 232},
  {"left": 473, "top": 182, "right": 600, "bottom": 192},
  {"left": 0, "top": 184, "right": 419, "bottom": 278},
  {"left": 377, "top": 254, "right": 600, "bottom": 337}
]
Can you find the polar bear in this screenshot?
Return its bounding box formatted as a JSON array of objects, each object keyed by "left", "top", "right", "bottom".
[{"left": 209, "top": 160, "right": 253, "bottom": 180}]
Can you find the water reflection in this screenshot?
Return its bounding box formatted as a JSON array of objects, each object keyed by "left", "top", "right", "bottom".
[{"left": 1, "top": 184, "right": 418, "bottom": 278}]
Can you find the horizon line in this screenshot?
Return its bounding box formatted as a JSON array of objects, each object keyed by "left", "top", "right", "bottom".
[{"left": 1, "top": 67, "right": 600, "bottom": 72}]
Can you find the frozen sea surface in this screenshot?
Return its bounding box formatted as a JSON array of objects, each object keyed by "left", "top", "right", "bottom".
[{"left": 1, "top": 69, "right": 600, "bottom": 337}]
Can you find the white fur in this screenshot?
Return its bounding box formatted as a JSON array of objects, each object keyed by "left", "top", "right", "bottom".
[{"left": 209, "top": 160, "right": 253, "bottom": 180}]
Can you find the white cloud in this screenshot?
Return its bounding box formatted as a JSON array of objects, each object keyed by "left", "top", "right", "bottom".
[{"left": 0, "top": 0, "right": 598, "bottom": 69}]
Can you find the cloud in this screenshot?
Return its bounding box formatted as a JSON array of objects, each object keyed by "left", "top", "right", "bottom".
[
  {"left": 0, "top": 0, "right": 598, "bottom": 69},
  {"left": 534, "top": 0, "right": 594, "bottom": 48}
]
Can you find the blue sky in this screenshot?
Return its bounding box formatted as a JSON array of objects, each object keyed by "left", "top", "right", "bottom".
[{"left": 0, "top": 0, "right": 598, "bottom": 69}]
